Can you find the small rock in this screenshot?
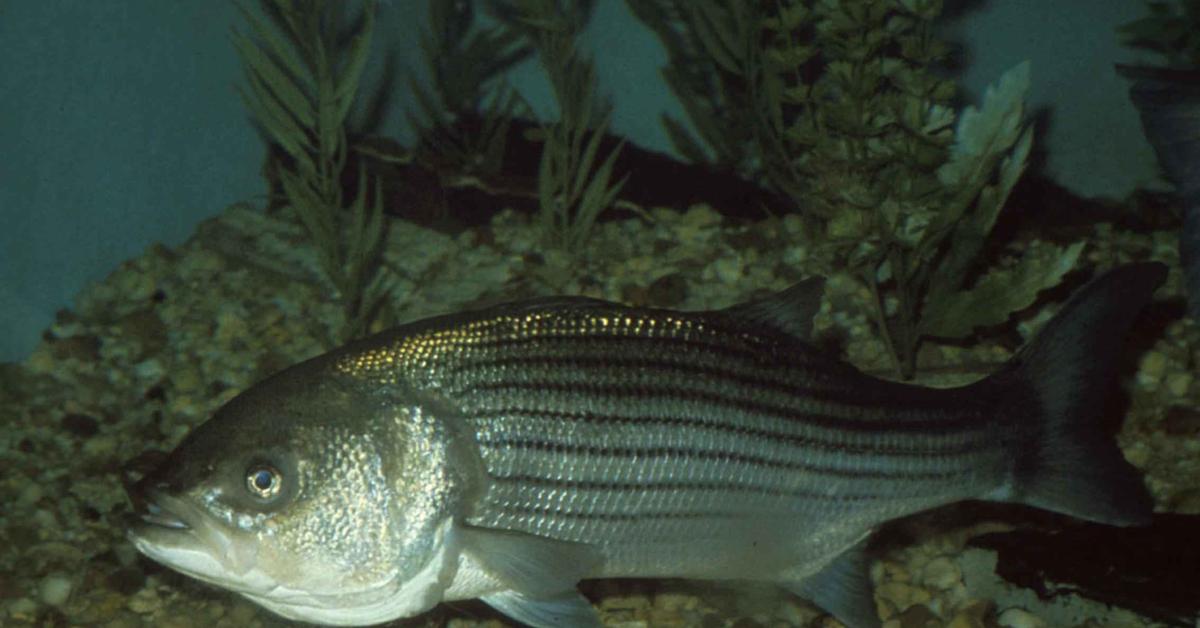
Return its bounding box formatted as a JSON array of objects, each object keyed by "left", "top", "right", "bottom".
[
  {"left": 32, "top": 508, "right": 59, "bottom": 531},
  {"left": 227, "top": 601, "right": 259, "bottom": 624},
  {"left": 60, "top": 413, "right": 100, "bottom": 438},
  {"left": 77, "top": 590, "right": 124, "bottom": 623},
  {"left": 107, "top": 566, "right": 147, "bottom": 596},
  {"left": 875, "top": 581, "right": 932, "bottom": 613},
  {"left": 48, "top": 334, "right": 102, "bottom": 362},
  {"left": 920, "top": 556, "right": 962, "bottom": 591},
  {"left": 38, "top": 573, "right": 72, "bottom": 607},
  {"left": 1138, "top": 351, "right": 1166, "bottom": 385},
  {"left": 1163, "top": 406, "right": 1200, "bottom": 436},
  {"left": 876, "top": 559, "right": 912, "bottom": 583},
  {"left": 7, "top": 597, "right": 38, "bottom": 618},
  {"left": 711, "top": 256, "right": 745, "bottom": 284},
  {"left": 127, "top": 587, "right": 162, "bottom": 614},
  {"left": 1170, "top": 488, "right": 1200, "bottom": 514},
  {"left": 1166, "top": 371, "right": 1192, "bottom": 397},
  {"left": 894, "top": 603, "right": 938, "bottom": 628},
  {"left": 17, "top": 482, "right": 44, "bottom": 506},
  {"left": 654, "top": 592, "right": 697, "bottom": 613},
  {"left": 0, "top": 574, "right": 20, "bottom": 600},
  {"left": 996, "top": 607, "right": 1046, "bottom": 628},
  {"left": 946, "top": 599, "right": 992, "bottom": 628},
  {"left": 81, "top": 434, "right": 118, "bottom": 460}
]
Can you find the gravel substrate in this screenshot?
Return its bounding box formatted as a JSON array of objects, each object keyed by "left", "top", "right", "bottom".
[{"left": 1, "top": 202, "right": 1195, "bottom": 627}]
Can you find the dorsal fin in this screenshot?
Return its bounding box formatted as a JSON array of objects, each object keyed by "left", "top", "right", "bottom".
[{"left": 714, "top": 276, "right": 825, "bottom": 340}]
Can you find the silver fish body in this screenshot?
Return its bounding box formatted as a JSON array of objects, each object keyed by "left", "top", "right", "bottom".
[{"left": 127, "top": 263, "right": 1164, "bottom": 628}]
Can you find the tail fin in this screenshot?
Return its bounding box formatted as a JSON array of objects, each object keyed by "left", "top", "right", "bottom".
[
  {"left": 1001, "top": 262, "right": 1166, "bottom": 526},
  {"left": 1119, "top": 65, "right": 1200, "bottom": 320}
]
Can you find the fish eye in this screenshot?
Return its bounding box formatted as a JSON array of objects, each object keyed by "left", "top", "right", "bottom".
[{"left": 245, "top": 464, "right": 283, "bottom": 500}]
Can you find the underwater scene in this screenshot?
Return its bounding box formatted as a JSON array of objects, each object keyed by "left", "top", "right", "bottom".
[{"left": 3, "top": 0, "right": 1200, "bottom": 627}]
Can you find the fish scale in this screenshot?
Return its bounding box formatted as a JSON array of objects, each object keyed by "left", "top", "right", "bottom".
[{"left": 378, "top": 305, "right": 1009, "bottom": 553}]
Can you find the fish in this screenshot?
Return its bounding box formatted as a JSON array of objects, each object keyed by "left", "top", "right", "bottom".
[
  {"left": 125, "top": 262, "right": 1165, "bottom": 628},
  {"left": 1118, "top": 64, "right": 1200, "bottom": 319}
]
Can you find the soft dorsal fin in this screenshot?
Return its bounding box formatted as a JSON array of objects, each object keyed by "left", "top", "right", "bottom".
[{"left": 714, "top": 276, "right": 825, "bottom": 340}]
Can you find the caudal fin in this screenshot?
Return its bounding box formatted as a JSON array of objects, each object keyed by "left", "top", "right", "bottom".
[
  {"left": 1118, "top": 65, "right": 1200, "bottom": 320},
  {"left": 1002, "top": 262, "right": 1166, "bottom": 526}
]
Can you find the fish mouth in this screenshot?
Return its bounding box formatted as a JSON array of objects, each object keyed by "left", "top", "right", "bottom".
[
  {"left": 125, "top": 488, "right": 267, "bottom": 593},
  {"left": 126, "top": 487, "right": 198, "bottom": 535},
  {"left": 137, "top": 496, "right": 190, "bottom": 530}
]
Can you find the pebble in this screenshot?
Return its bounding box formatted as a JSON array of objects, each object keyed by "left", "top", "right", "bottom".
[
  {"left": 920, "top": 556, "right": 962, "bottom": 590},
  {"left": 996, "top": 607, "right": 1047, "bottom": 628},
  {"left": 80, "top": 434, "right": 117, "bottom": 460},
  {"left": 653, "top": 592, "right": 697, "bottom": 613},
  {"left": 711, "top": 256, "right": 744, "bottom": 284},
  {"left": 227, "top": 601, "right": 259, "bottom": 624},
  {"left": 946, "top": 600, "right": 992, "bottom": 628},
  {"left": 1163, "top": 406, "right": 1200, "bottom": 435},
  {"left": 1137, "top": 351, "right": 1166, "bottom": 386},
  {"left": 60, "top": 413, "right": 100, "bottom": 438},
  {"left": 1171, "top": 488, "right": 1200, "bottom": 514},
  {"left": 876, "top": 581, "right": 932, "bottom": 612},
  {"left": 37, "top": 573, "right": 72, "bottom": 607},
  {"left": 127, "top": 587, "right": 162, "bottom": 614},
  {"left": 7, "top": 597, "right": 37, "bottom": 618},
  {"left": 1166, "top": 371, "right": 1192, "bottom": 398},
  {"left": 17, "top": 482, "right": 44, "bottom": 507},
  {"left": 893, "top": 603, "right": 938, "bottom": 628}
]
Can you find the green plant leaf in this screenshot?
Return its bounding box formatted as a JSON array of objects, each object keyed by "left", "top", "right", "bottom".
[
  {"left": 918, "top": 241, "right": 1085, "bottom": 339},
  {"left": 232, "top": 31, "right": 315, "bottom": 130},
  {"left": 661, "top": 113, "right": 713, "bottom": 164},
  {"left": 686, "top": 1, "right": 742, "bottom": 74},
  {"left": 236, "top": 81, "right": 309, "bottom": 162},
  {"left": 236, "top": 3, "right": 312, "bottom": 91},
  {"left": 334, "top": 2, "right": 375, "bottom": 126},
  {"left": 936, "top": 60, "right": 1030, "bottom": 187}
]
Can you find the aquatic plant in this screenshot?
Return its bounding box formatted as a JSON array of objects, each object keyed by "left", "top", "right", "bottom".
[
  {"left": 407, "top": 0, "right": 533, "bottom": 179},
  {"left": 1119, "top": 0, "right": 1200, "bottom": 66},
  {"left": 631, "top": 0, "right": 1078, "bottom": 379},
  {"left": 490, "top": 0, "right": 629, "bottom": 255},
  {"left": 233, "top": 0, "right": 391, "bottom": 343},
  {"left": 623, "top": 1, "right": 764, "bottom": 179}
]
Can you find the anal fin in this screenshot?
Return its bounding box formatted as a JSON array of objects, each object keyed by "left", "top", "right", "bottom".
[
  {"left": 783, "top": 540, "right": 880, "bottom": 628},
  {"left": 481, "top": 589, "right": 601, "bottom": 628}
]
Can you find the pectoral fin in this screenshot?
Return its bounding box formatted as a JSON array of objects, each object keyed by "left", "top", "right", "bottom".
[{"left": 460, "top": 525, "right": 603, "bottom": 627}]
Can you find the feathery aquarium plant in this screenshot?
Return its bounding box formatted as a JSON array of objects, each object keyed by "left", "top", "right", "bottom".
[
  {"left": 233, "top": 0, "right": 392, "bottom": 344},
  {"left": 407, "top": 0, "right": 533, "bottom": 179},
  {"left": 633, "top": 0, "right": 1079, "bottom": 379},
  {"left": 1119, "top": 0, "right": 1200, "bottom": 67},
  {"left": 490, "top": 0, "right": 629, "bottom": 258}
]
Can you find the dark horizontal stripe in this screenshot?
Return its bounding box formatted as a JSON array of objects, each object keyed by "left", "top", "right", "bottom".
[
  {"left": 491, "top": 494, "right": 878, "bottom": 523},
  {"left": 468, "top": 379, "right": 985, "bottom": 435},
  {"left": 478, "top": 438, "right": 963, "bottom": 482},
  {"left": 487, "top": 472, "right": 900, "bottom": 503},
  {"left": 467, "top": 406, "right": 991, "bottom": 459},
  {"left": 445, "top": 352, "right": 899, "bottom": 416}
]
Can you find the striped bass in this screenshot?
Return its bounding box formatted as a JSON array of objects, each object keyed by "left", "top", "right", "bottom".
[{"left": 126, "top": 262, "right": 1165, "bottom": 627}]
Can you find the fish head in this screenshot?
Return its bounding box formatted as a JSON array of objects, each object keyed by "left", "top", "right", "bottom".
[{"left": 126, "top": 357, "right": 469, "bottom": 625}]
